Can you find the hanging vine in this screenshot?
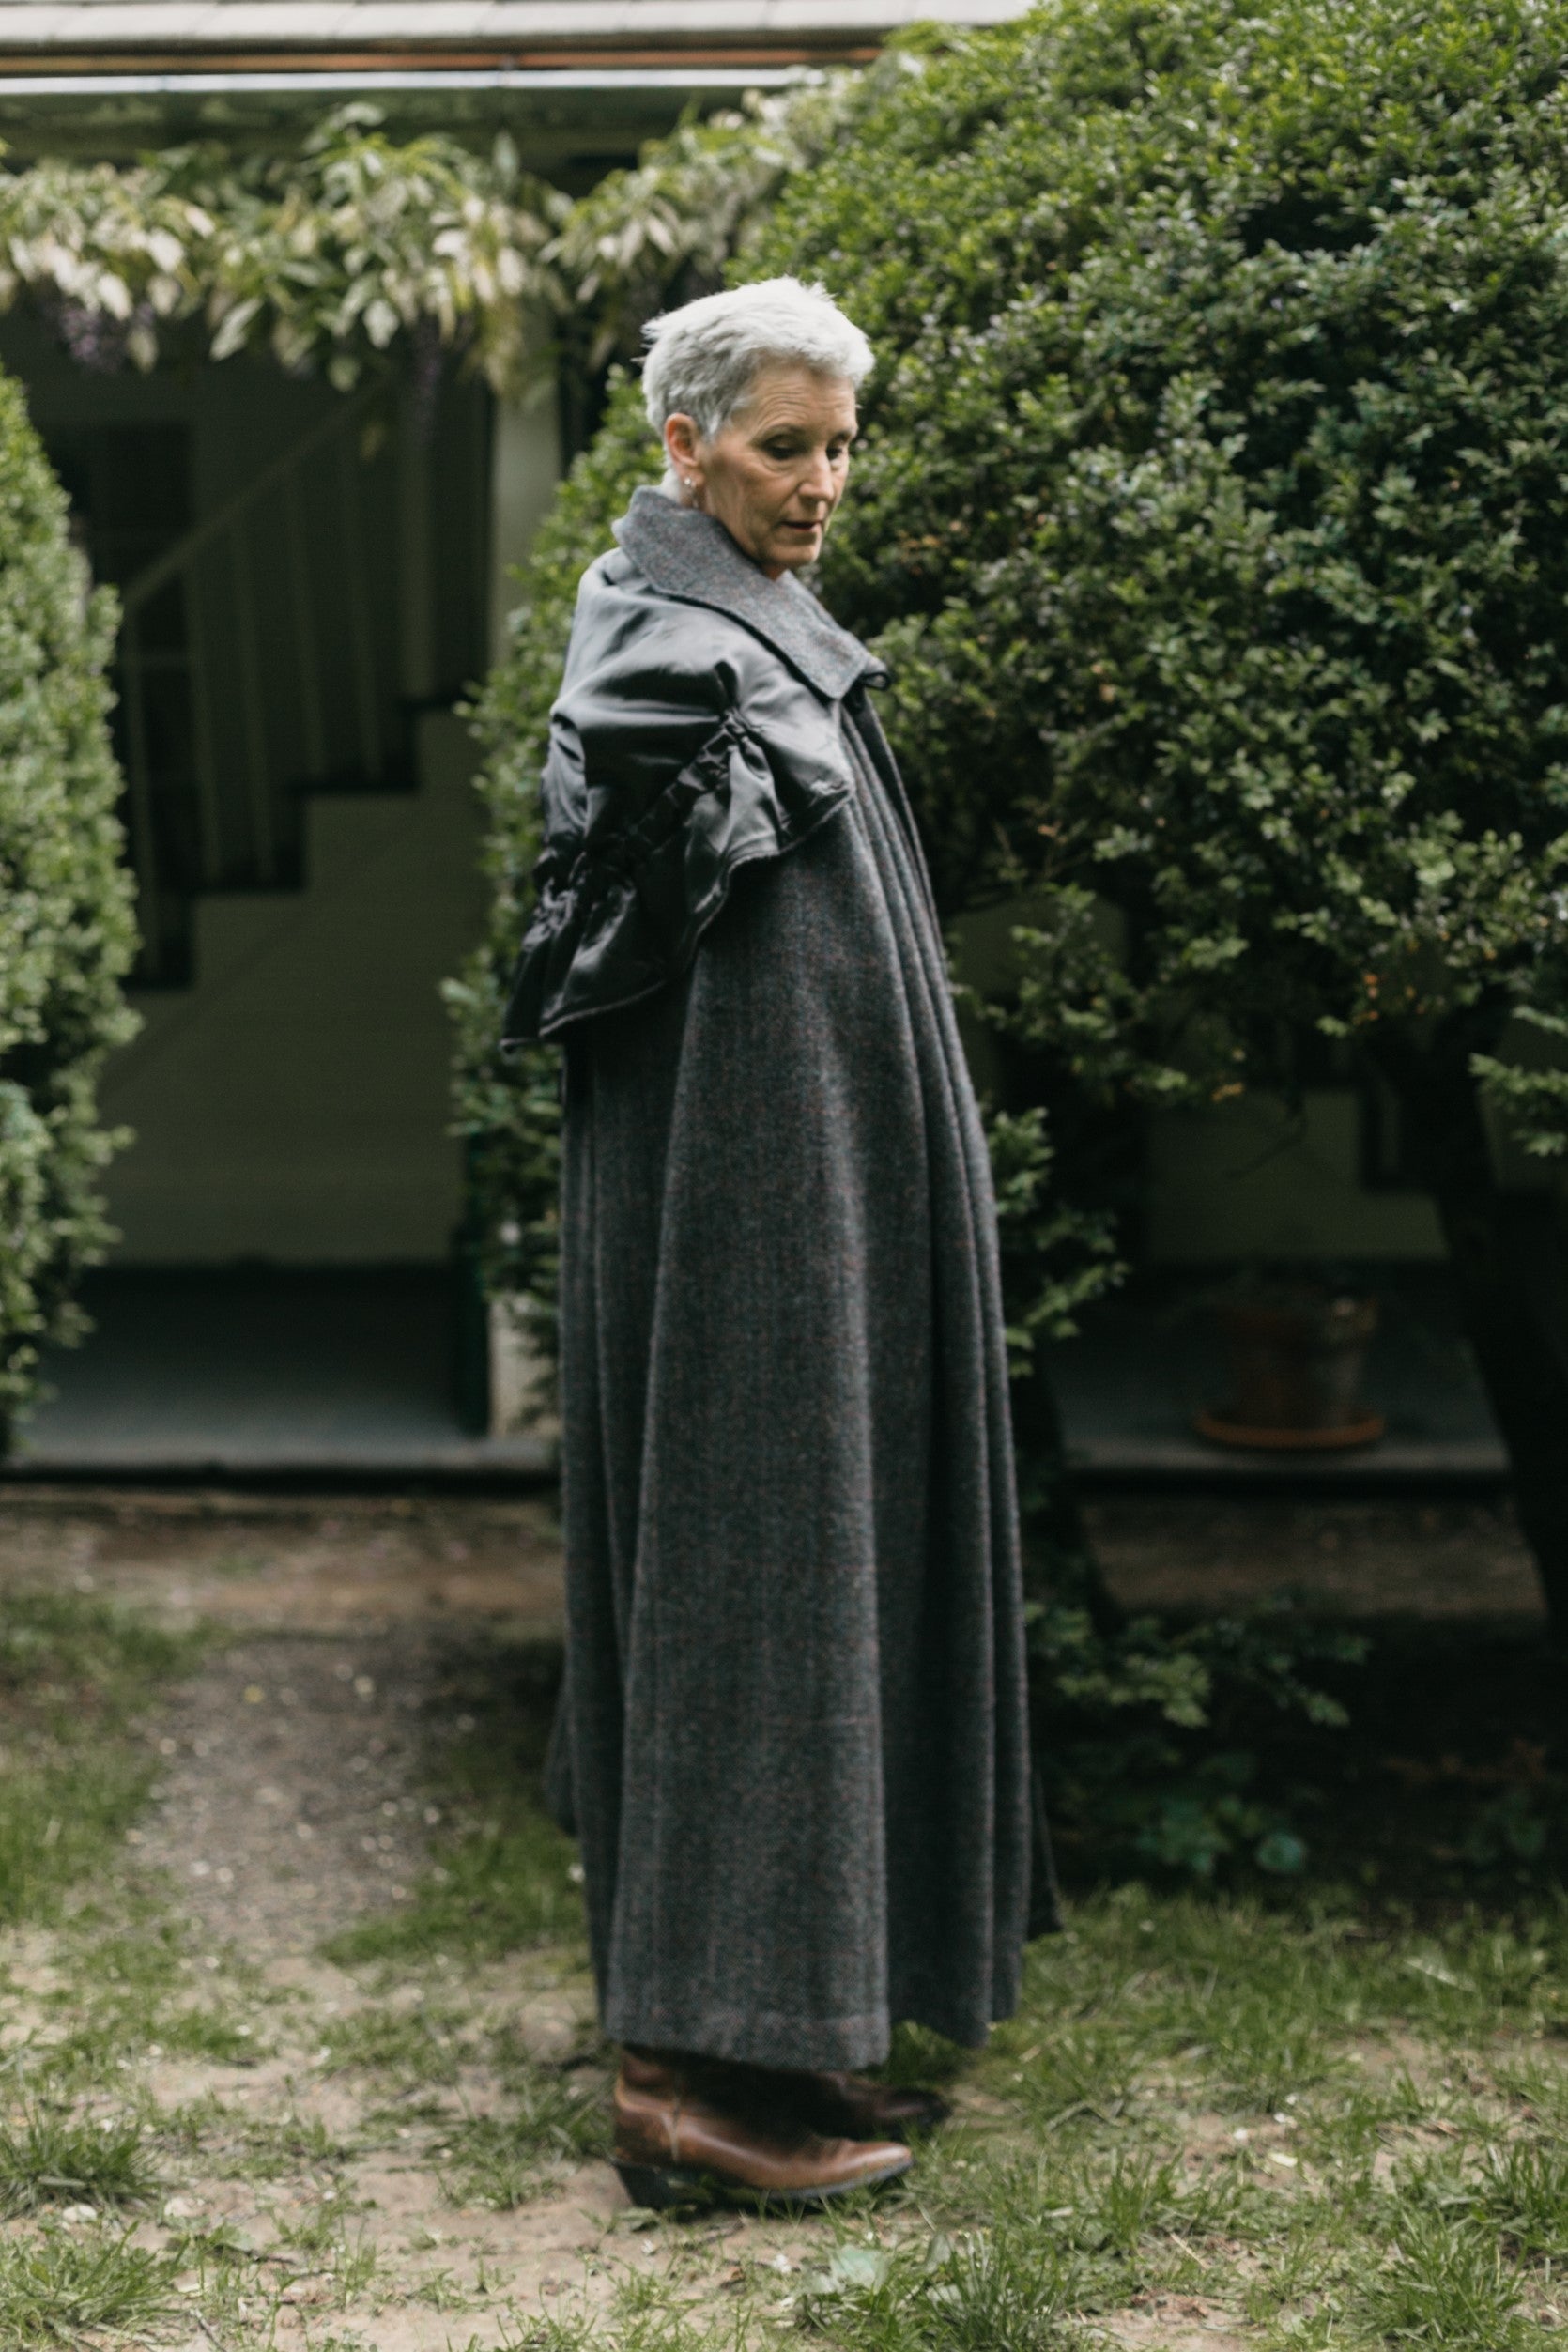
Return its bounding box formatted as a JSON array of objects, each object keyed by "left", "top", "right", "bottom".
[{"left": 0, "top": 74, "right": 876, "bottom": 393}]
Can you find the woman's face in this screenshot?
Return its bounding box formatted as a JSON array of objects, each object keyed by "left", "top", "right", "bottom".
[{"left": 664, "top": 365, "right": 857, "bottom": 580}]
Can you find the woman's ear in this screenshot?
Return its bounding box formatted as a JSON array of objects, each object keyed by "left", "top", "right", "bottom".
[{"left": 663, "top": 413, "right": 704, "bottom": 499}]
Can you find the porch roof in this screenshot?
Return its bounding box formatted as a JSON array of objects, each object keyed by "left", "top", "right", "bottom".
[{"left": 0, "top": 0, "right": 1030, "bottom": 73}]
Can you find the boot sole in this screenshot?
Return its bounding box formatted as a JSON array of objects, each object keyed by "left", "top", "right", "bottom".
[{"left": 614, "top": 2151, "right": 913, "bottom": 2214}]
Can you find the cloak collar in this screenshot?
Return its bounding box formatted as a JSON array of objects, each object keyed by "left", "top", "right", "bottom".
[{"left": 613, "top": 484, "right": 885, "bottom": 702}]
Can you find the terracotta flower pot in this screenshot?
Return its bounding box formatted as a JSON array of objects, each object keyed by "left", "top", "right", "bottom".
[{"left": 1196, "top": 1290, "right": 1385, "bottom": 1453}]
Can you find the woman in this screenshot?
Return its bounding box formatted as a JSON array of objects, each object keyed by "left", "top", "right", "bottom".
[{"left": 504, "top": 278, "right": 1032, "bottom": 2209}]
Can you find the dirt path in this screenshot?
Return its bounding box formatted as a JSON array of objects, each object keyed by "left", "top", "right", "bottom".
[
  {"left": 0, "top": 1491, "right": 838, "bottom": 2348},
  {"left": 133, "top": 1629, "right": 438, "bottom": 1951}
]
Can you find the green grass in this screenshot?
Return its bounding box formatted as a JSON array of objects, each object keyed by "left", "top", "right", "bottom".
[
  {"left": 294, "top": 1616, "right": 1568, "bottom": 2349},
  {"left": 0, "top": 2109, "right": 155, "bottom": 2219},
  {"left": 457, "top": 1883, "right": 1568, "bottom": 2350},
  {"left": 0, "top": 1592, "right": 201, "bottom": 1928},
  {"left": 317, "top": 2001, "right": 467, "bottom": 2085},
  {"left": 0, "top": 2228, "right": 181, "bottom": 2344},
  {"left": 1, "top": 1580, "right": 1561, "bottom": 2350},
  {"left": 8, "top": 1911, "right": 270, "bottom": 2100},
  {"left": 436, "top": 2061, "right": 607, "bottom": 2209},
  {"left": 323, "top": 1637, "right": 582, "bottom": 1967}
]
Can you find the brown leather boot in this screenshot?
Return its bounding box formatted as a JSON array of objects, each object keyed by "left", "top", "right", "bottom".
[
  {"left": 773, "top": 2068, "right": 951, "bottom": 2143},
  {"left": 613, "top": 2051, "right": 914, "bottom": 2211}
]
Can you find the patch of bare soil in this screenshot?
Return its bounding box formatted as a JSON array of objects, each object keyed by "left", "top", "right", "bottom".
[
  {"left": 0, "top": 1489, "right": 566, "bottom": 1634},
  {"left": 1106, "top": 2306, "right": 1249, "bottom": 2349},
  {"left": 132, "top": 1629, "right": 438, "bottom": 1950}
]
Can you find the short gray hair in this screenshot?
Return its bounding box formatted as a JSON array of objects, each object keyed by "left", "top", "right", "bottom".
[{"left": 641, "top": 276, "right": 873, "bottom": 440}]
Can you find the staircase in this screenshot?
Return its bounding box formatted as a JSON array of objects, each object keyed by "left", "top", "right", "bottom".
[
  {"left": 110, "top": 381, "right": 426, "bottom": 983},
  {"left": 99, "top": 707, "right": 488, "bottom": 1267}
]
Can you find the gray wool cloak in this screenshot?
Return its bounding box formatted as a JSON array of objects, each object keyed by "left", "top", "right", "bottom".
[{"left": 545, "top": 491, "right": 1031, "bottom": 2071}]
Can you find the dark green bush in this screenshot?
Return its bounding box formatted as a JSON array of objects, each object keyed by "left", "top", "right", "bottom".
[
  {"left": 0, "top": 366, "right": 136, "bottom": 1434},
  {"left": 752, "top": 0, "right": 1568, "bottom": 1623}
]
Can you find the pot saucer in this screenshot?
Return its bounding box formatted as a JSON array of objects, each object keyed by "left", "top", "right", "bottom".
[{"left": 1194, "top": 1408, "right": 1387, "bottom": 1453}]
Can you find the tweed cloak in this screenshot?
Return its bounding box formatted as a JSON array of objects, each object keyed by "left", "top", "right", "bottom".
[{"left": 550, "top": 496, "right": 1031, "bottom": 2070}]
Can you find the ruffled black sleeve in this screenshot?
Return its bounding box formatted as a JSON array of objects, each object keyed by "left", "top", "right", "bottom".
[{"left": 500, "top": 558, "right": 857, "bottom": 1045}]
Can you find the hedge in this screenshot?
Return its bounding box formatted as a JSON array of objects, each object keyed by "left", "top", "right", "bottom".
[{"left": 0, "top": 367, "right": 138, "bottom": 1433}]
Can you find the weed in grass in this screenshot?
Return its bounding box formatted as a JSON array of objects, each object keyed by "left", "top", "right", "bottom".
[
  {"left": 276, "top": 2198, "right": 379, "bottom": 2308},
  {"left": 318, "top": 2002, "right": 465, "bottom": 2084},
  {"left": 0, "top": 2225, "right": 180, "bottom": 2343},
  {"left": 218, "top": 2111, "right": 350, "bottom": 2178},
  {"left": 1006, "top": 2017, "right": 1154, "bottom": 2127},
  {"left": 491, "top": 2322, "right": 598, "bottom": 2352},
  {"left": 926, "top": 2230, "right": 1088, "bottom": 2352},
  {"left": 604, "top": 2274, "right": 763, "bottom": 2350},
  {"left": 797, "top": 2230, "right": 1087, "bottom": 2351},
  {"left": 154, "top": 2004, "right": 263, "bottom": 2064},
  {"left": 0, "top": 2106, "right": 154, "bottom": 2216},
  {"left": 276, "top": 2192, "right": 360, "bottom": 2257},
  {"left": 438, "top": 2068, "right": 607, "bottom": 2209},
  {"left": 411, "top": 2262, "right": 475, "bottom": 2310},
  {"left": 1295, "top": 2066, "right": 1430, "bottom": 2175},
  {"left": 1072, "top": 2150, "right": 1181, "bottom": 2253},
  {"left": 1471, "top": 2139, "right": 1568, "bottom": 2262},
  {"left": 1358, "top": 2206, "right": 1536, "bottom": 2346}
]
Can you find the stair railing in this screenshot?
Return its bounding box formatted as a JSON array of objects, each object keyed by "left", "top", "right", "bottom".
[{"left": 115, "top": 380, "right": 393, "bottom": 977}]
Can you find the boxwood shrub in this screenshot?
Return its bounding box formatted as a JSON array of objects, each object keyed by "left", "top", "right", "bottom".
[
  {"left": 751, "top": 0, "right": 1568, "bottom": 1627},
  {"left": 0, "top": 366, "right": 137, "bottom": 1435}
]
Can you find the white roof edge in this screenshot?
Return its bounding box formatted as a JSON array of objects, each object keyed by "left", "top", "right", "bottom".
[
  {"left": 0, "top": 0, "right": 1031, "bottom": 50},
  {"left": 0, "top": 61, "right": 813, "bottom": 84}
]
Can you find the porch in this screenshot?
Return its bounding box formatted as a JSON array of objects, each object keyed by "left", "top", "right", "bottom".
[{"left": 6, "top": 1264, "right": 1503, "bottom": 1488}]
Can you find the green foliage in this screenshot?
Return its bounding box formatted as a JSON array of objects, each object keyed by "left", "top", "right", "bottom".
[
  {"left": 1, "top": 106, "right": 557, "bottom": 390},
  {"left": 0, "top": 2108, "right": 155, "bottom": 2218},
  {"left": 0, "top": 2229, "right": 180, "bottom": 2344},
  {"left": 546, "top": 79, "right": 869, "bottom": 367},
  {"left": 0, "top": 377, "right": 136, "bottom": 1428},
  {"left": 989, "top": 1105, "right": 1122, "bottom": 1370},
  {"left": 0, "top": 81, "right": 865, "bottom": 394},
  {"left": 1033, "top": 1599, "right": 1364, "bottom": 1880},
  {"left": 756, "top": 0, "right": 1568, "bottom": 1155}
]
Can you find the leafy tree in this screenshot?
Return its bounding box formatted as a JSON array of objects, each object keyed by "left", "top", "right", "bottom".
[
  {"left": 749, "top": 0, "right": 1568, "bottom": 1630},
  {"left": 0, "top": 364, "right": 137, "bottom": 1432}
]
